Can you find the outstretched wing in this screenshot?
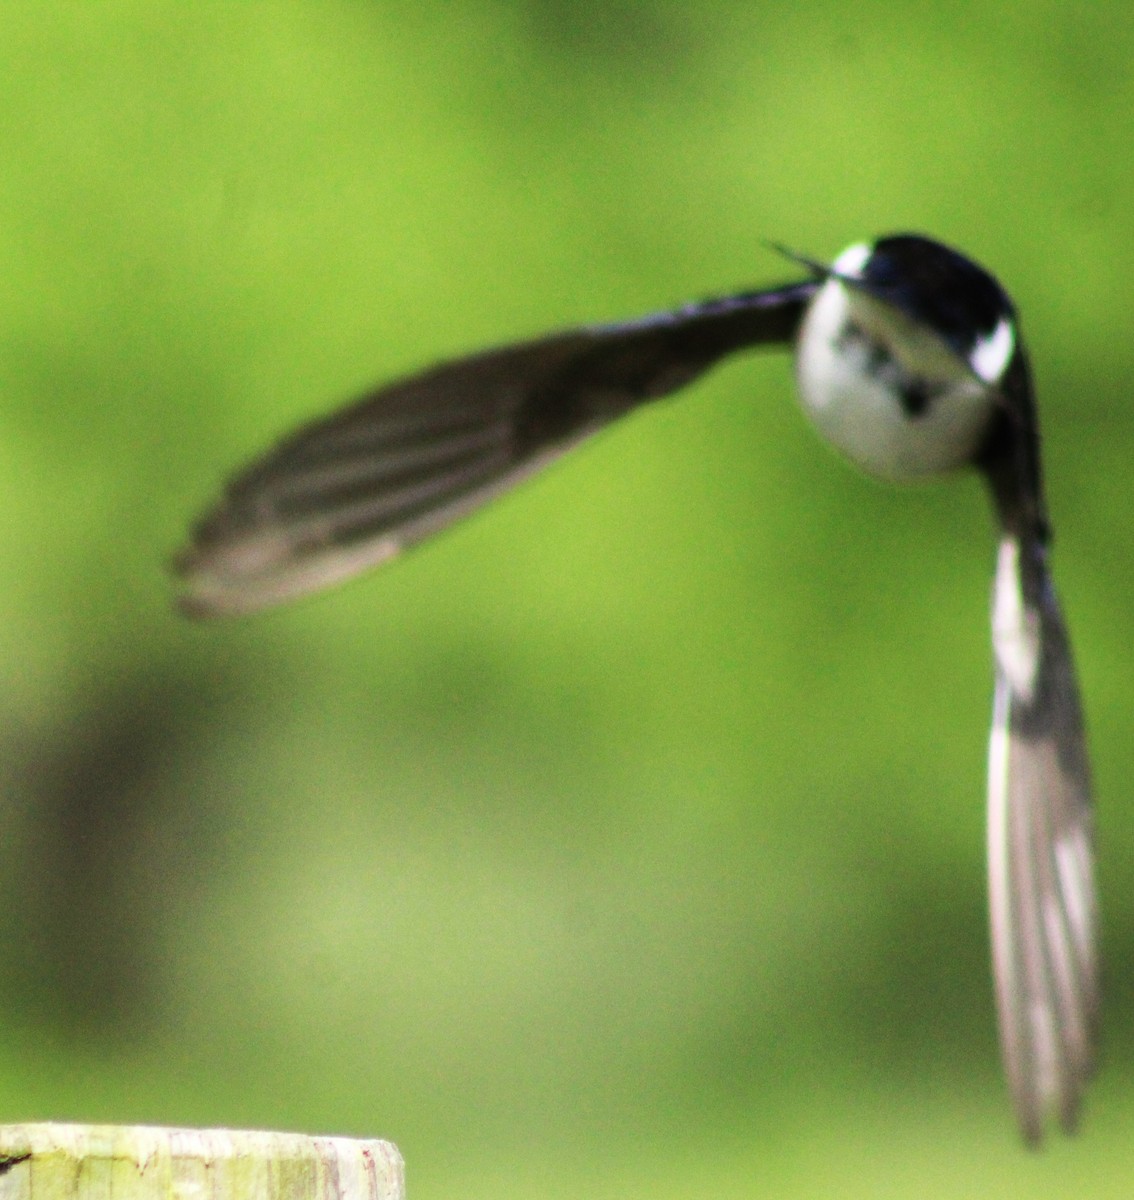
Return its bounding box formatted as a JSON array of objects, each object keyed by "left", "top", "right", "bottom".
[
  {"left": 175, "top": 282, "right": 814, "bottom": 616},
  {"left": 980, "top": 351, "right": 1097, "bottom": 1143},
  {"left": 987, "top": 534, "right": 1096, "bottom": 1143}
]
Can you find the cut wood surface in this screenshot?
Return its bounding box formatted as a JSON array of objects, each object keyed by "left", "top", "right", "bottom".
[{"left": 0, "top": 1125, "right": 403, "bottom": 1200}]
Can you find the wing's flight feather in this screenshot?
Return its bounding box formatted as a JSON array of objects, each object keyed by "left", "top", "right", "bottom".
[
  {"left": 988, "top": 534, "right": 1096, "bottom": 1143},
  {"left": 175, "top": 283, "right": 814, "bottom": 616}
]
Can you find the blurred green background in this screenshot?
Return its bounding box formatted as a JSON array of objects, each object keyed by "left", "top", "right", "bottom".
[{"left": 1, "top": 2, "right": 1133, "bottom": 1196}]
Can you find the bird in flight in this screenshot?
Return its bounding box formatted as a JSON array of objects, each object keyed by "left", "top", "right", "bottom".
[{"left": 175, "top": 233, "right": 1097, "bottom": 1144}]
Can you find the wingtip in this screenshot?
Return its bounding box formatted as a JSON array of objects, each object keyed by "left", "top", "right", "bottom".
[
  {"left": 168, "top": 531, "right": 292, "bottom": 619},
  {"left": 170, "top": 566, "right": 259, "bottom": 621},
  {"left": 1008, "top": 1074, "right": 1089, "bottom": 1148},
  {"left": 169, "top": 518, "right": 409, "bottom": 619}
]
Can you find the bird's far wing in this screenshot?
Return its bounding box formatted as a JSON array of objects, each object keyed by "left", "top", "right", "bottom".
[
  {"left": 174, "top": 281, "right": 815, "bottom": 617},
  {"left": 987, "top": 532, "right": 1096, "bottom": 1143},
  {"left": 980, "top": 344, "right": 1097, "bottom": 1144}
]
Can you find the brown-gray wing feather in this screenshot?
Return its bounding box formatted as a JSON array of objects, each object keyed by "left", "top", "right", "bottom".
[
  {"left": 987, "top": 535, "right": 1097, "bottom": 1143},
  {"left": 174, "top": 284, "right": 813, "bottom": 616}
]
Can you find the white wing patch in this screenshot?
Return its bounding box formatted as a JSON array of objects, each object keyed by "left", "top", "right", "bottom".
[
  {"left": 971, "top": 316, "right": 1016, "bottom": 384},
  {"left": 992, "top": 537, "right": 1041, "bottom": 702}
]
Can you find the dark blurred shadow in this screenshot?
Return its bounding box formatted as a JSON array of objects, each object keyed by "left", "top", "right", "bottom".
[
  {"left": 1, "top": 659, "right": 251, "bottom": 1042},
  {"left": 502, "top": 0, "right": 709, "bottom": 80}
]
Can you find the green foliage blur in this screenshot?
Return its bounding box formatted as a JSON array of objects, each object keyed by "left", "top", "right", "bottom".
[{"left": 1, "top": 3, "right": 1133, "bottom": 1196}]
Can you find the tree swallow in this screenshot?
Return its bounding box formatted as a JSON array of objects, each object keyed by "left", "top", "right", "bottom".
[{"left": 175, "top": 233, "right": 1096, "bottom": 1143}]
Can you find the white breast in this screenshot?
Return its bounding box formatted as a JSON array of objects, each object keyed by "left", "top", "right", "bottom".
[{"left": 794, "top": 277, "right": 998, "bottom": 481}]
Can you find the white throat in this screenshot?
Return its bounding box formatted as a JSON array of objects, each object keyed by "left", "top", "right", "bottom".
[{"left": 794, "top": 276, "right": 1000, "bottom": 481}]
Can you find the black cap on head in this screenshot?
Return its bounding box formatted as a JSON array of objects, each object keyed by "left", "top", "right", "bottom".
[{"left": 855, "top": 234, "right": 1015, "bottom": 355}]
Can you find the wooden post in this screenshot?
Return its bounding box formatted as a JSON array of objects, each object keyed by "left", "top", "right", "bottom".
[{"left": 0, "top": 1125, "right": 403, "bottom": 1200}]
